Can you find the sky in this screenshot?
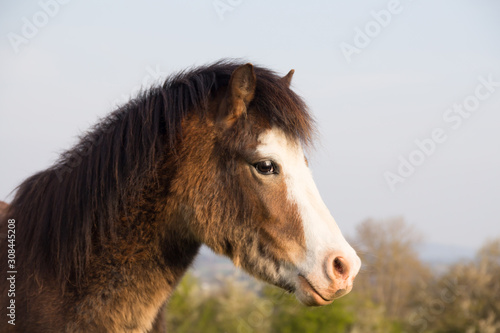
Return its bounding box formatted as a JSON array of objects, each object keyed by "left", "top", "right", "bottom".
[{"left": 1, "top": 0, "right": 499, "bottom": 251}]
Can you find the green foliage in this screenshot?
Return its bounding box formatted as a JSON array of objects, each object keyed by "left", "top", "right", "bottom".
[
  {"left": 409, "top": 238, "right": 500, "bottom": 333},
  {"left": 165, "top": 274, "right": 222, "bottom": 333},
  {"left": 164, "top": 220, "right": 500, "bottom": 333},
  {"left": 166, "top": 275, "right": 357, "bottom": 332},
  {"left": 263, "top": 285, "right": 355, "bottom": 333},
  {"left": 349, "top": 297, "right": 404, "bottom": 333}
]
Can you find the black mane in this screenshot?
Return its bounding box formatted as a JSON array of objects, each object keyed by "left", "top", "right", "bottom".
[{"left": 9, "top": 60, "right": 314, "bottom": 287}]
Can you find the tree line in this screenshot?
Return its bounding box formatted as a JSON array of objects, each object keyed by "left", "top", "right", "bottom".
[{"left": 165, "top": 218, "right": 500, "bottom": 333}]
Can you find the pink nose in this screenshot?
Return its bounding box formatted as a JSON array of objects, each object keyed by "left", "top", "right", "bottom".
[
  {"left": 297, "top": 252, "right": 360, "bottom": 306},
  {"left": 326, "top": 253, "right": 359, "bottom": 299}
]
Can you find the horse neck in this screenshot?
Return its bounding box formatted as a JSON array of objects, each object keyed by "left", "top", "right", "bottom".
[
  {"left": 109, "top": 167, "right": 202, "bottom": 289},
  {"left": 71, "top": 174, "right": 202, "bottom": 330}
]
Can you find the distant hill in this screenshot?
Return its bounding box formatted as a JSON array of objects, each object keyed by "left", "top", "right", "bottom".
[
  {"left": 191, "top": 246, "right": 235, "bottom": 278},
  {"left": 189, "top": 242, "right": 477, "bottom": 284},
  {"left": 190, "top": 246, "right": 247, "bottom": 285},
  {"left": 417, "top": 242, "right": 475, "bottom": 264}
]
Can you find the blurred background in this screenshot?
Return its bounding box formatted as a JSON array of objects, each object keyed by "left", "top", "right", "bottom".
[{"left": 1, "top": 1, "right": 499, "bottom": 331}]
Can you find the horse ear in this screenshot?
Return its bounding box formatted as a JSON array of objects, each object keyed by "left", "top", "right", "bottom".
[
  {"left": 281, "top": 69, "right": 295, "bottom": 88},
  {"left": 218, "top": 63, "right": 256, "bottom": 127}
]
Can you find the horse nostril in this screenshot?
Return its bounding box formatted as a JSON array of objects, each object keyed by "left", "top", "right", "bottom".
[{"left": 333, "top": 256, "right": 349, "bottom": 278}]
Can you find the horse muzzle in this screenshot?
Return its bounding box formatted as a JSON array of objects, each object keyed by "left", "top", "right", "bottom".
[{"left": 295, "top": 252, "right": 361, "bottom": 306}]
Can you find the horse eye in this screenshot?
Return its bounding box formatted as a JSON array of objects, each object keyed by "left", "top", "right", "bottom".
[{"left": 254, "top": 161, "right": 277, "bottom": 175}]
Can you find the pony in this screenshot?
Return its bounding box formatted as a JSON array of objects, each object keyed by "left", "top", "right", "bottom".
[{"left": 0, "top": 61, "right": 361, "bottom": 332}]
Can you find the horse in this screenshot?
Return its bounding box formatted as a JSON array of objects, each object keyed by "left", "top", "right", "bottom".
[
  {"left": 0, "top": 201, "right": 8, "bottom": 223},
  {"left": 0, "top": 61, "right": 361, "bottom": 332}
]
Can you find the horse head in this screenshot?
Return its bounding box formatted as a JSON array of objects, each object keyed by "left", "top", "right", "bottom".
[{"left": 172, "top": 63, "right": 361, "bottom": 306}]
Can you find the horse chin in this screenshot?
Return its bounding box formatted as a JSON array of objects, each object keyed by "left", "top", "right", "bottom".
[
  {"left": 293, "top": 273, "right": 353, "bottom": 306},
  {"left": 295, "top": 275, "right": 335, "bottom": 306},
  {"left": 258, "top": 268, "right": 336, "bottom": 307}
]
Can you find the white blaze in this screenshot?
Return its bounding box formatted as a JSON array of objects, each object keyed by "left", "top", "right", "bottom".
[{"left": 256, "top": 128, "right": 360, "bottom": 283}]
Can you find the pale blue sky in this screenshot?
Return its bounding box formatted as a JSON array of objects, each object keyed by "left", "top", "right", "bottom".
[{"left": 1, "top": 0, "right": 499, "bottom": 250}]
